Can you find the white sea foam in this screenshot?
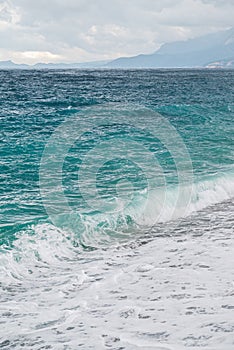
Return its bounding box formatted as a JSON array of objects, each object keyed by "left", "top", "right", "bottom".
[
  {"left": 1, "top": 198, "right": 234, "bottom": 349},
  {"left": 1, "top": 173, "right": 234, "bottom": 349},
  {"left": 143, "top": 172, "right": 234, "bottom": 225},
  {"left": 93, "top": 171, "right": 234, "bottom": 230}
]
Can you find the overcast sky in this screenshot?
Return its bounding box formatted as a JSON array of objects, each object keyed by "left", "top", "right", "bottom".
[{"left": 0, "top": 0, "right": 233, "bottom": 64}]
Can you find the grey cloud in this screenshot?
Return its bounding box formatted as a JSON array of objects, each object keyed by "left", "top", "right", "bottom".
[
  {"left": 201, "top": 0, "right": 234, "bottom": 5},
  {"left": 0, "top": 0, "right": 233, "bottom": 63}
]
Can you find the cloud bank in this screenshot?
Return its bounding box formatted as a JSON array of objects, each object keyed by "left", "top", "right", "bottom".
[{"left": 0, "top": 0, "right": 233, "bottom": 63}]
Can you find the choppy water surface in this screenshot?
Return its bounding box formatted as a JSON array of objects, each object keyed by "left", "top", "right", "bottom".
[{"left": 0, "top": 69, "right": 234, "bottom": 349}]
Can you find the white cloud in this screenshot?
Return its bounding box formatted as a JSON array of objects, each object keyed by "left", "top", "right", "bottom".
[{"left": 0, "top": 0, "right": 233, "bottom": 64}]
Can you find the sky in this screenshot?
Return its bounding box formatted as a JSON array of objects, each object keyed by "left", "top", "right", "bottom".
[{"left": 0, "top": 0, "right": 233, "bottom": 64}]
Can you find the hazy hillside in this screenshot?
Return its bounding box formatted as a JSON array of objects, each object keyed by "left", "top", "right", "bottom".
[
  {"left": 0, "top": 60, "right": 110, "bottom": 70},
  {"left": 0, "top": 28, "right": 233, "bottom": 69},
  {"left": 108, "top": 28, "right": 234, "bottom": 68}
]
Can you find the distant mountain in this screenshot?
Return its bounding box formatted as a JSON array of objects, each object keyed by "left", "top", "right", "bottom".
[
  {"left": 0, "top": 59, "right": 110, "bottom": 70},
  {"left": 0, "top": 28, "right": 234, "bottom": 69},
  {"left": 0, "top": 60, "right": 28, "bottom": 69},
  {"left": 33, "top": 60, "right": 110, "bottom": 69},
  {"left": 107, "top": 28, "right": 234, "bottom": 68}
]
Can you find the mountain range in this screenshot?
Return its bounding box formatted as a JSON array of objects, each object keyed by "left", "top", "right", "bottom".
[
  {"left": 108, "top": 27, "right": 234, "bottom": 68},
  {"left": 0, "top": 28, "right": 234, "bottom": 69},
  {"left": 0, "top": 59, "right": 111, "bottom": 69}
]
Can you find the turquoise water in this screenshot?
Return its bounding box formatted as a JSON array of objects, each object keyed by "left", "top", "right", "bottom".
[
  {"left": 1, "top": 69, "right": 233, "bottom": 246},
  {"left": 1, "top": 69, "right": 234, "bottom": 349}
]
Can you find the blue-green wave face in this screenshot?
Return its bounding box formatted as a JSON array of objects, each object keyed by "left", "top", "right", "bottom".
[{"left": 0, "top": 69, "right": 234, "bottom": 247}]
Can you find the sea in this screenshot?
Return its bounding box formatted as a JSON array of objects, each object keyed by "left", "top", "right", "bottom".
[{"left": 0, "top": 69, "right": 234, "bottom": 350}]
